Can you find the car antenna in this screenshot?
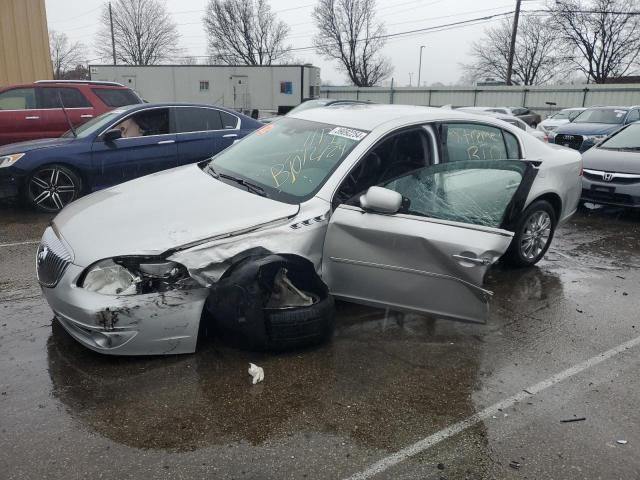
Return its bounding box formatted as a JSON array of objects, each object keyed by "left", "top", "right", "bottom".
[{"left": 57, "top": 90, "right": 77, "bottom": 138}]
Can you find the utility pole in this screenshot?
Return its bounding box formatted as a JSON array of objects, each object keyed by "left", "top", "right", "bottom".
[
  {"left": 109, "top": 2, "right": 117, "bottom": 65},
  {"left": 505, "top": 0, "right": 522, "bottom": 86},
  {"left": 408, "top": 72, "right": 414, "bottom": 87},
  {"left": 417, "top": 45, "right": 426, "bottom": 88}
]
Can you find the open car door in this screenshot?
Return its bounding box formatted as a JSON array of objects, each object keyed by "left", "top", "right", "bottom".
[{"left": 322, "top": 160, "right": 538, "bottom": 324}]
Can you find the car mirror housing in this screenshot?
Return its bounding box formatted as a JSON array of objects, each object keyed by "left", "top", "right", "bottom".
[
  {"left": 103, "top": 128, "right": 122, "bottom": 143},
  {"left": 360, "top": 186, "right": 402, "bottom": 214}
]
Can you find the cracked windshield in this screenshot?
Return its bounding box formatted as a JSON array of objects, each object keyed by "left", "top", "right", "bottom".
[{"left": 211, "top": 118, "right": 367, "bottom": 201}]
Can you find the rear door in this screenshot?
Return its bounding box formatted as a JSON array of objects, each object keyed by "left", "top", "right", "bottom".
[
  {"left": 174, "top": 106, "right": 236, "bottom": 166},
  {"left": 90, "top": 107, "right": 177, "bottom": 190},
  {"left": 322, "top": 160, "right": 537, "bottom": 323},
  {"left": 0, "top": 87, "right": 42, "bottom": 144},
  {"left": 37, "top": 87, "right": 95, "bottom": 137}
]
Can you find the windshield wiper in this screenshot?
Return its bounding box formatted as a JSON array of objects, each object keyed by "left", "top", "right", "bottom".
[
  {"left": 219, "top": 173, "right": 267, "bottom": 197},
  {"left": 204, "top": 163, "right": 219, "bottom": 178}
]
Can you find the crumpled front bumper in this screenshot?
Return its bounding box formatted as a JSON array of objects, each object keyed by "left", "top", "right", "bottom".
[{"left": 42, "top": 263, "right": 210, "bottom": 355}]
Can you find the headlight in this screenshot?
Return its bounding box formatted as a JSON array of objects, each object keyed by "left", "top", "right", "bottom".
[
  {"left": 583, "top": 134, "right": 607, "bottom": 143},
  {"left": 0, "top": 153, "right": 25, "bottom": 168},
  {"left": 81, "top": 257, "right": 194, "bottom": 296}
]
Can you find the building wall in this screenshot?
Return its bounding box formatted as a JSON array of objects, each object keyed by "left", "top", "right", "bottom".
[
  {"left": 0, "top": 0, "right": 53, "bottom": 86},
  {"left": 321, "top": 84, "right": 640, "bottom": 117},
  {"left": 90, "top": 65, "right": 321, "bottom": 114}
]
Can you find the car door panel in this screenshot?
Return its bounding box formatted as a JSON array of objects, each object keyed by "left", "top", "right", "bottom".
[
  {"left": 323, "top": 206, "right": 512, "bottom": 323},
  {"left": 322, "top": 159, "right": 537, "bottom": 324},
  {"left": 0, "top": 87, "right": 42, "bottom": 144}
]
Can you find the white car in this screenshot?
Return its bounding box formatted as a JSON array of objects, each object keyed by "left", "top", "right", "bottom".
[
  {"left": 37, "top": 104, "right": 582, "bottom": 355},
  {"left": 537, "top": 108, "right": 586, "bottom": 134},
  {"left": 457, "top": 108, "right": 547, "bottom": 142}
]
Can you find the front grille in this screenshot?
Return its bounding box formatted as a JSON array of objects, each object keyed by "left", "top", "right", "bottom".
[
  {"left": 582, "top": 189, "right": 639, "bottom": 206},
  {"left": 583, "top": 170, "right": 640, "bottom": 185},
  {"left": 36, "top": 227, "right": 72, "bottom": 288},
  {"left": 555, "top": 134, "right": 583, "bottom": 150}
]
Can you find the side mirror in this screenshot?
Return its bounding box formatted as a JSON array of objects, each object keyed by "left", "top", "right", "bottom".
[
  {"left": 359, "top": 186, "right": 402, "bottom": 214},
  {"left": 103, "top": 128, "right": 122, "bottom": 143}
]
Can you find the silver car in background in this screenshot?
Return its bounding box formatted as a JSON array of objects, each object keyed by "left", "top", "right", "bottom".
[
  {"left": 537, "top": 107, "right": 586, "bottom": 134},
  {"left": 581, "top": 122, "right": 640, "bottom": 208},
  {"left": 37, "top": 104, "right": 581, "bottom": 356}
]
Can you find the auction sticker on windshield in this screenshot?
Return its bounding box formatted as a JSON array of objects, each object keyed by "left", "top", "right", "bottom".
[{"left": 328, "top": 127, "right": 368, "bottom": 141}]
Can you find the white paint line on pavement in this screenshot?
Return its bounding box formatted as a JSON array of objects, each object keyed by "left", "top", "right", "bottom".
[
  {"left": 344, "top": 334, "right": 640, "bottom": 480},
  {"left": 0, "top": 240, "right": 39, "bottom": 248}
]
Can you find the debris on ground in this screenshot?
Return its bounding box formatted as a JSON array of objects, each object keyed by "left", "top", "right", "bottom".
[
  {"left": 617, "top": 440, "right": 628, "bottom": 445},
  {"left": 509, "top": 460, "right": 522, "bottom": 470},
  {"left": 560, "top": 417, "right": 586, "bottom": 423},
  {"left": 248, "top": 363, "right": 264, "bottom": 384},
  {"left": 437, "top": 463, "right": 445, "bottom": 470}
]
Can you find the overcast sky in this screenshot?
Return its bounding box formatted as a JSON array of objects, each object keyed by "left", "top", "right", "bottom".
[{"left": 44, "top": 0, "right": 546, "bottom": 86}]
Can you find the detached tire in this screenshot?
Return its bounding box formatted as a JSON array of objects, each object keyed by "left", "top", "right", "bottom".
[
  {"left": 265, "top": 295, "right": 335, "bottom": 351},
  {"left": 503, "top": 200, "right": 557, "bottom": 268}
]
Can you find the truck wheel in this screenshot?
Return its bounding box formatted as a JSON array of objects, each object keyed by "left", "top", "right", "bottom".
[
  {"left": 503, "top": 200, "right": 556, "bottom": 268},
  {"left": 26, "top": 164, "right": 82, "bottom": 212}
]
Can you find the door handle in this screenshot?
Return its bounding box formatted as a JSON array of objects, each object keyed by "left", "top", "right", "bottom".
[
  {"left": 157, "top": 140, "right": 175, "bottom": 144},
  {"left": 25, "top": 116, "right": 40, "bottom": 120},
  {"left": 223, "top": 134, "right": 238, "bottom": 138},
  {"left": 80, "top": 114, "right": 93, "bottom": 118},
  {"left": 452, "top": 254, "right": 492, "bottom": 266}
]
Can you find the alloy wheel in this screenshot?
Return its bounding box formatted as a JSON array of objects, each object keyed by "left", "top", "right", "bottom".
[
  {"left": 520, "top": 210, "right": 552, "bottom": 260},
  {"left": 29, "top": 167, "right": 78, "bottom": 211}
]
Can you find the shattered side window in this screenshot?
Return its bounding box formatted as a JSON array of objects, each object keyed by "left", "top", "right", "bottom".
[
  {"left": 443, "top": 123, "right": 508, "bottom": 162},
  {"left": 383, "top": 160, "right": 527, "bottom": 228}
]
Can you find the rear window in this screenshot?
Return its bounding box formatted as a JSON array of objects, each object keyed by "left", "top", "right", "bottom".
[{"left": 92, "top": 88, "right": 141, "bottom": 107}]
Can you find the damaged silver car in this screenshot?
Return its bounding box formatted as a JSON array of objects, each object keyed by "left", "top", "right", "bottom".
[{"left": 37, "top": 104, "right": 582, "bottom": 355}]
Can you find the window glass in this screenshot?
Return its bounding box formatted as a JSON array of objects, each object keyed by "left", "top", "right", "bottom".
[
  {"left": 211, "top": 117, "right": 367, "bottom": 203},
  {"left": 219, "top": 111, "right": 238, "bottom": 129},
  {"left": 38, "top": 88, "right": 91, "bottom": 108},
  {"left": 625, "top": 109, "right": 640, "bottom": 123},
  {"left": 92, "top": 88, "right": 141, "bottom": 107},
  {"left": 0, "top": 88, "right": 36, "bottom": 110},
  {"left": 443, "top": 123, "right": 508, "bottom": 162},
  {"left": 503, "top": 130, "right": 521, "bottom": 159},
  {"left": 383, "top": 160, "right": 527, "bottom": 228},
  {"left": 573, "top": 108, "right": 627, "bottom": 124},
  {"left": 175, "top": 107, "right": 222, "bottom": 133},
  {"left": 113, "top": 108, "right": 170, "bottom": 138}
]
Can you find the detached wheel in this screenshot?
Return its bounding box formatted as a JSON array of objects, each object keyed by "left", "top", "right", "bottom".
[
  {"left": 504, "top": 200, "right": 556, "bottom": 268},
  {"left": 265, "top": 295, "right": 335, "bottom": 351},
  {"left": 26, "top": 164, "right": 82, "bottom": 212}
]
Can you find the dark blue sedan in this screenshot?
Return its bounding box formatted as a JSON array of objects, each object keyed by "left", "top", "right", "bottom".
[{"left": 0, "top": 103, "right": 262, "bottom": 211}]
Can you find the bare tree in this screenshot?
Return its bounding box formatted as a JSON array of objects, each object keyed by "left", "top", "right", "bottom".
[
  {"left": 49, "top": 31, "right": 86, "bottom": 79},
  {"left": 463, "top": 15, "right": 566, "bottom": 86},
  {"left": 550, "top": 0, "right": 640, "bottom": 83},
  {"left": 203, "top": 0, "right": 290, "bottom": 65},
  {"left": 95, "top": 0, "right": 181, "bottom": 65},
  {"left": 313, "top": 0, "right": 392, "bottom": 87}
]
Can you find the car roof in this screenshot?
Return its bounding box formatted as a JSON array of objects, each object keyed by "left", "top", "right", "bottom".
[
  {"left": 290, "top": 103, "right": 511, "bottom": 131},
  {"left": 110, "top": 102, "right": 247, "bottom": 116}
]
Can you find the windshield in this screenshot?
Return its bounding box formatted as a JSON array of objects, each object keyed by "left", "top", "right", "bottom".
[
  {"left": 573, "top": 108, "right": 627, "bottom": 124},
  {"left": 61, "top": 109, "right": 127, "bottom": 138},
  {"left": 599, "top": 123, "right": 640, "bottom": 149},
  {"left": 210, "top": 117, "right": 368, "bottom": 203},
  {"left": 551, "top": 111, "right": 572, "bottom": 120}
]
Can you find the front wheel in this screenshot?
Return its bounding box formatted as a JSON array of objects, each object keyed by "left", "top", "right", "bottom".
[
  {"left": 503, "top": 200, "right": 557, "bottom": 268},
  {"left": 26, "top": 164, "right": 82, "bottom": 213}
]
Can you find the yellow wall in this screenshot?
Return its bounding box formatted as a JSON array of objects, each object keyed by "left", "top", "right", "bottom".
[{"left": 0, "top": 0, "right": 53, "bottom": 86}]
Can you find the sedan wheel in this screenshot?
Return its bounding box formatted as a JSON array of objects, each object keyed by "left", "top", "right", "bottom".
[
  {"left": 27, "top": 165, "right": 81, "bottom": 212},
  {"left": 504, "top": 200, "right": 557, "bottom": 268}
]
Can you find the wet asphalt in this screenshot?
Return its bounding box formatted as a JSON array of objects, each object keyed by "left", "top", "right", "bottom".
[{"left": 1, "top": 202, "right": 639, "bottom": 480}]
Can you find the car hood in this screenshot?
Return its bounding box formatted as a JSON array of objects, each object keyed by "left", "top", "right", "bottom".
[
  {"left": 555, "top": 123, "right": 621, "bottom": 136},
  {"left": 0, "top": 137, "right": 78, "bottom": 155},
  {"left": 53, "top": 164, "right": 299, "bottom": 267},
  {"left": 582, "top": 148, "right": 640, "bottom": 174}
]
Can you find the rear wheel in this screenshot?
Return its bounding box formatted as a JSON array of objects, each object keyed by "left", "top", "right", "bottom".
[
  {"left": 504, "top": 200, "right": 556, "bottom": 268},
  {"left": 26, "top": 164, "right": 82, "bottom": 212}
]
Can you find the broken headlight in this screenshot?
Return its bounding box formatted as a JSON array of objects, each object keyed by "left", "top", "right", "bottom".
[{"left": 80, "top": 257, "right": 195, "bottom": 295}]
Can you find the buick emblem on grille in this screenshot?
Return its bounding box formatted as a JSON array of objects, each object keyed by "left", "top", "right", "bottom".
[
  {"left": 603, "top": 172, "right": 615, "bottom": 181},
  {"left": 37, "top": 246, "right": 49, "bottom": 264}
]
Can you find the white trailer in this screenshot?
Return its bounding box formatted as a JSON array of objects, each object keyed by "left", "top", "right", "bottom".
[{"left": 89, "top": 64, "right": 321, "bottom": 115}]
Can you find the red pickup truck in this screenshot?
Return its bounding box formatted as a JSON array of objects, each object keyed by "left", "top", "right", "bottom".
[{"left": 0, "top": 80, "right": 142, "bottom": 146}]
